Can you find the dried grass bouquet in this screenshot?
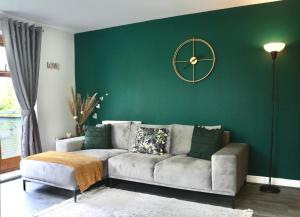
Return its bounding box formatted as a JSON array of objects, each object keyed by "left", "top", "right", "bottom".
[{"left": 68, "top": 88, "right": 107, "bottom": 136}]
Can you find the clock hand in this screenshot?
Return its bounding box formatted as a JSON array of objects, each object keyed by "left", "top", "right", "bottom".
[
  {"left": 183, "top": 55, "right": 212, "bottom": 70},
  {"left": 184, "top": 55, "right": 201, "bottom": 69},
  {"left": 193, "top": 38, "right": 195, "bottom": 57},
  {"left": 184, "top": 62, "right": 191, "bottom": 69},
  {"left": 197, "top": 55, "right": 214, "bottom": 61}
]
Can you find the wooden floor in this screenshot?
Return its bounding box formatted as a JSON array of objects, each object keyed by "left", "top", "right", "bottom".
[{"left": 0, "top": 178, "right": 299, "bottom": 217}]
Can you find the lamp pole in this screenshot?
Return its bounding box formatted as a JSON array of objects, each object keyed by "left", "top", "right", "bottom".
[{"left": 260, "top": 42, "right": 285, "bottom": 193}]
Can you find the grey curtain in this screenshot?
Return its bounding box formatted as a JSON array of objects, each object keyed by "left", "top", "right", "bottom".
[{"left": 0, "top": 18, "right": 42, "bottom": 157}]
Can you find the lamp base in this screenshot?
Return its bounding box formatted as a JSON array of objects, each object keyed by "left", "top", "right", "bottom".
[{"left": 260, "top": 184, "right": 280, "bottom": 193}]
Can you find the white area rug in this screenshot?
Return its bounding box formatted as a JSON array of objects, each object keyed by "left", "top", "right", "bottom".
[{"left": 34, "top": 187, "right": 253, "bottom": 217}]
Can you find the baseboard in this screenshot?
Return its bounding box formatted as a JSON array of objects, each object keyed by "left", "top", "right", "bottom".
[
  {"left": 247, "top": 175, "right": 300, "bottom": 188},
  {"left": 0, "top": 175, "right": 21, "bottom": 184}
]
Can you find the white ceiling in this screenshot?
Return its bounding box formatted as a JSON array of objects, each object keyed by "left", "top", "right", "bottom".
[{"left": 0, "top": 0, "right": 279, "bottom": 33}]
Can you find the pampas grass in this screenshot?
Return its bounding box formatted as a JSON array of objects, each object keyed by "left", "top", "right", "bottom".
[{"left": 68, "top": 88, "right": 98, "bottom": 136}]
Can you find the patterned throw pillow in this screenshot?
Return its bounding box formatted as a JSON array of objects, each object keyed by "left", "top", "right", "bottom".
[{"left": 131, "top": 127, "right": 169, "bottom": 155}]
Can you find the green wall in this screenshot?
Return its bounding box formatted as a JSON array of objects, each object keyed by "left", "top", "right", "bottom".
[{"left": 75, "top": 0, "right": 300, "bottom": 180}]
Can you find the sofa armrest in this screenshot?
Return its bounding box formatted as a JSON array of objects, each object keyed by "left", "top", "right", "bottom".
[
  {"left": 56, "top": 136, "right": 85, "bottom": 152},
  {"left": 211, "top": 143, "right": 249, "bottom": 196}
]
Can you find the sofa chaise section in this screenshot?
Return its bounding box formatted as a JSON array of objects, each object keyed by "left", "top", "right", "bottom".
[
  {"left": 21, "top": 136, "right": 128, "bottom": 192},
  {"left": 21, "top": 159, "right": 78, "bottom": 190}
]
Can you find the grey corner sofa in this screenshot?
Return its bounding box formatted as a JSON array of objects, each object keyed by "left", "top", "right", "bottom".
[{"left": 20, "top": 121, "right": 249, "bottom": 207}]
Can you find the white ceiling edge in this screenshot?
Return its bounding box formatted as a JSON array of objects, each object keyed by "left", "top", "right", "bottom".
[
  {"left": 0, "top": 10, "right": 75, "bottom": 33},
  {"left": 74, "top": 0, "right": 281, "bottom": 33},
  {"left": 0, "top": 0, "right": 280, "bottom": 34}
]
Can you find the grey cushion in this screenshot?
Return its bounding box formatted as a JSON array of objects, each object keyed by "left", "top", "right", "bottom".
[
  {"left": 129, "top": 123, "right": 172, "bottom": 153},
  {"left": 128, "top": 122, "right": 139, "bottom": 147},
  {"left": 101, "top": 121, "right": 142, "bottom": 150},
  {"left": 108, "top": 152, "right": 172, "bottom": 182},
  {"left": 154, "top": 155, "right": 212, "bottom": 191},
  {"left": 110, "top": 122, "right": 131, "bottom": 149},
  {"left": 171, "top": 124, "right": 194, "bottom": 155}
]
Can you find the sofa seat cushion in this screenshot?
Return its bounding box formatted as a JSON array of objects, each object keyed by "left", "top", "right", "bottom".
[
  {"left": 73, "top": 149, "right": 127, "bottom": 161},
  {"left": 154, "top": 155, "right": 212, "bottom": 191},
  {"left": 73, "top": 149, "right": 128, "bottom": 177},
  {"left": 108, "top": 152, "right": 172, "bottom": 182}
]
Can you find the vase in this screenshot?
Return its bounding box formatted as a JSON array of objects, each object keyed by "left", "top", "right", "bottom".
[{"left": 76, "top": 124, "right": 84, "bottom": 136}]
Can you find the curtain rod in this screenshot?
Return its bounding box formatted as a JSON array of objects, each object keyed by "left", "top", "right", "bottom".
[
  {"left": 3, "top": 21, "right": 44, "bottom": 32},
  {"left": 0, "top": 13, "right": 44, "bottom": 32}
]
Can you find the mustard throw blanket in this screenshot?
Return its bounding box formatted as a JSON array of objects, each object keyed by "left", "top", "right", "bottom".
[{"left": 26, "top": 151, "right": 103, "bottom": 192}]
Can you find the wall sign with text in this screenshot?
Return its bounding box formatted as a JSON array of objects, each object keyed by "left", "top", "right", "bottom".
[{"left": 47, "top": 62, "right": 60, "bottom": 70}]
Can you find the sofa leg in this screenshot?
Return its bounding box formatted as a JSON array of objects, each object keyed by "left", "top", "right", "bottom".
[
  {"left": 104, "top": 178, "right": 111, "bottom": 187},
  {"left": 231, "top": 196, "right": 236, "bottom": 209},
  {"left": 73, "top": 190, "right": 78, "bottom": 203},
  {"left": 109, "top": 178, "right": 113, "bottom": 187},
  {"left": 23, "top": 179, "right": 26, "bottom": 191}
]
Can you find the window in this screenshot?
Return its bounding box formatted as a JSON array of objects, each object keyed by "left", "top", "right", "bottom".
[
  {"left": 0, "top": 35, "right": 10, "bottom": 76},
  {"left": 0, "top": 34, "right": 21, "bottom": 173}
]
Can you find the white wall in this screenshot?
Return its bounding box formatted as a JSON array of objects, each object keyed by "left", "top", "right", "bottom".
[{"left": 37, "top": 26, "right": 75, "bottom": 151}]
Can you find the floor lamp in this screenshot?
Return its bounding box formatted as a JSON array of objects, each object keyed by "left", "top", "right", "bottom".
[{"left": 260, "top": 42, "right": 285, "bottom": 193}]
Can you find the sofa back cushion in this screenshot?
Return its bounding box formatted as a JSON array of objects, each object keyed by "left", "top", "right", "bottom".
[
  {"left": 171, "top": 124, "right": 194, "bottom": 155},
  {"left": 223, "top": 131, "right": 230, "bottom": 147},
  {"left": 171, "top": 124, "right": 230, "bottom": 155},
  {"left": 99, "top": 121, "right": 130, "bottom": 149},
  {"left": 129, "top": 123, "right": 172, "bottom": 153},
  {"left": 101, "top": 120, "right": 142, "bottom": 150}
]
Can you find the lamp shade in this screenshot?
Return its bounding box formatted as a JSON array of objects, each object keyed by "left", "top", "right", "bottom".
[{"left": 264, "top": 42, "right": 285, "bottom": 53}]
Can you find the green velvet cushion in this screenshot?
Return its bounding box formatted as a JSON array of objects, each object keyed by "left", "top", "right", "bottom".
[
  {"left": 188, "top": 126, "right": 224, "bottom": 160},
  {"left": 82, "top": 125, "right": 112, "bottom": 149}
]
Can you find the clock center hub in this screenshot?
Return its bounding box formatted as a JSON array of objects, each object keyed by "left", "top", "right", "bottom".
[{"left": 190, "top": 56, "right": 198, "bottom": 65}]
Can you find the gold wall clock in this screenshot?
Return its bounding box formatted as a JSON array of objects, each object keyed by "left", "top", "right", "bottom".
[{"left": 172, "top": 37, "right": 216, "bottom": 83}]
